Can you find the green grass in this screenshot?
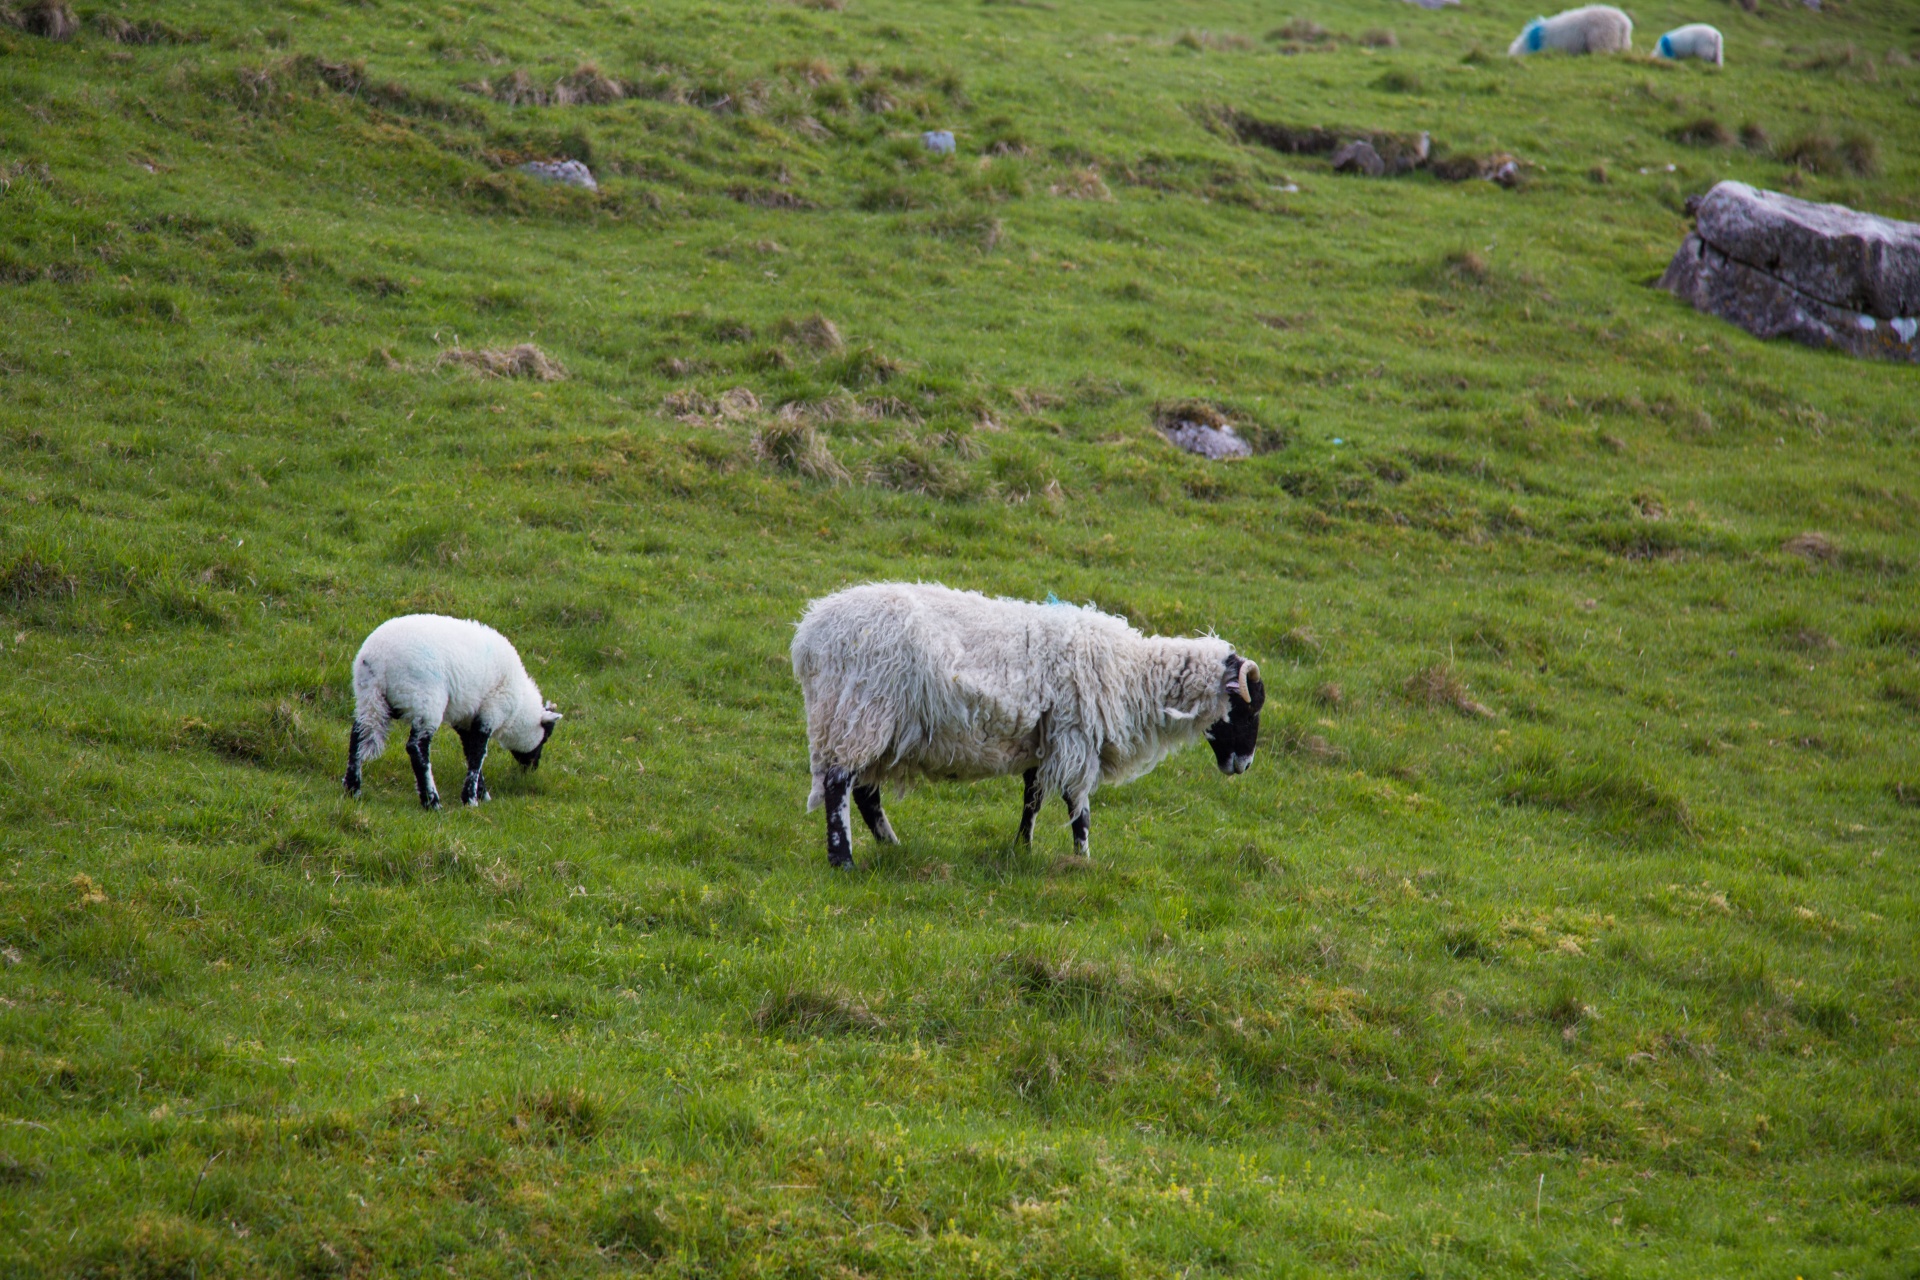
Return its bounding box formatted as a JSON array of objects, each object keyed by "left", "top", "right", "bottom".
[{"left": 2, "top": 0, "right": 1919, "bottom": 1274}]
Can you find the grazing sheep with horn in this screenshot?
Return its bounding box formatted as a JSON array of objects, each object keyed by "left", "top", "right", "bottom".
[
  {"left": 344, "top": 614, "right": 561, "bottom": 809},
  {"left": 790, "top": 583, "right": 1265, "bottom": 868},
  {"left": 1508, "top": 5, "right": 1633, "bottom": 56},
  {"left": 1655, "top": 23, "right": 1723, "bottom": 66}
]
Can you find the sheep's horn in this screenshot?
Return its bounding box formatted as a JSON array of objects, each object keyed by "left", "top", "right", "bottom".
[{"left": 1236, "top": 660, "right": 1260, "bottom": 700}]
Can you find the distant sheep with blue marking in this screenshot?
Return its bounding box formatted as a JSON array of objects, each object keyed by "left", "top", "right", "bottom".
[
  {"left": 1509, "top": 5, "right": 1633, "bottom": 57},
  {"left": 1656, "top": 24, "right": 1723, "bottom": 66}
]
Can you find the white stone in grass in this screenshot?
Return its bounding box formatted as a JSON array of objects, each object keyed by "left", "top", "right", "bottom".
[
  {"left": 1163, "top": 420, "right": 1252, "bottom": 460},
  {"left": 517, "top": 159, "right": 597, "bottom": 191}
]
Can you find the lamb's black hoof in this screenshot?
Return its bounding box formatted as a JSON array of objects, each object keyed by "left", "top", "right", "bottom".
[
  {"left": 828, "top": 858, "right": 855, "bottom": 872},
  {"left": 421, "top": 796, "right": 442, "bottom": 811}
]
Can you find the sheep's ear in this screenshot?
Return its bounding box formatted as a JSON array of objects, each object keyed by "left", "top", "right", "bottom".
[
  {"left": 1162, "top": 706, "right": 1200, "bottom": 721},
  {"left": 540, "top": 707, "right": 563, "bottom": 726}
]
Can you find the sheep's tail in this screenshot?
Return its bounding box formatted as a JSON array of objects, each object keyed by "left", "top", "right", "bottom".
[{"left": 352, "top": 665, "right": 393, "bottom": 761}]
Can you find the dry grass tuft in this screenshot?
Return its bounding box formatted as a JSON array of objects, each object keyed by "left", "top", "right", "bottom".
[
  {"left": 752, "top": 415, "right": 849, "bottom": 483},
  {"left": 1, "top": 549, "right": 78, "bottom": 602},
  {"left": 1048, "top": 168, "right": 1112, "bottom": 200},
  {"left": 1672, "top": 117, "right": 1733, "bottom": 148},
  {"left": 553, "top": 63, "right": 625, "bottom": 106},
  {"left": 1266, "top": 17, "right": 1334, "bottom": 44},
  {"left": 1441, "top": 248, "right": 1490, "bottom": 281},
  {"left": 1404, "top": 663, "right": 1494, "bottom": 717},
  {"left": 1783, "top": 531, "right": 1836, "bottom": 564},
  {"left": 754, "top": 985, "right": 885, "bottom": 1035},
  {"left": 1778, "top": 130, "right": 1879, "bottom": 176},
  {"left": 1739, "top": 121, "right": 1771, "bottom": 152},
  {"left": 775, "top": 312, "right": 845, "bottom": 352},
  {"left": 1360, "top": 28, "right": 1399, "bottom": 49},
  {"left": 93, "top": 13, "right": 189, "bottom": 44},
  {"left": 1176, "top": 29, "right": 1255, "bottom": 52},
  {"left": 439, "top": 344, "right": 566, "bottom": 381},
  {"left": 2, "top": 1, "right": 77, "bottom": 40},
  {"left": 1314, "top": 682, "right": 1345, "bottom": 708}
]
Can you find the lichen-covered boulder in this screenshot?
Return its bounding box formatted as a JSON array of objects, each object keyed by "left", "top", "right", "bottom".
[{"left": 1661, "top": 181, "right": 1920, "bottom": 362}]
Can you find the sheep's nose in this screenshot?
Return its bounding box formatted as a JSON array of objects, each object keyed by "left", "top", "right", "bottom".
[{"left": 1225, "top": 753, "right": 1253, "bottom": 775}]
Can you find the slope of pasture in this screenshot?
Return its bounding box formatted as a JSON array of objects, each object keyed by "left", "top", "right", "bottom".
[{"left": 1, "top": 0, "right": 1917, "bottom": 1276}]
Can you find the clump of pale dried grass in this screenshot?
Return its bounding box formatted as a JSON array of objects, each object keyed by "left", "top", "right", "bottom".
[
  {"left": 752, "top": 412, "right": 849, "bottom": 483},
  {"left": 438, "top": 343, "right": 566, "bottom": 381},
  {"left": 1404, "top": 662, "right": 1494, "bottom": 718}
]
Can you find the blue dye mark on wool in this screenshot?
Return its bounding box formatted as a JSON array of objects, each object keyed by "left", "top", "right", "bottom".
[
  {"left": 1526, "top": 20, "right": 1545, "bottom": 52},
  {"left": 1043, "top": 592, "right": 1066, "bottom": 606},
  {"left": 1657, "top": 33, "right": 1673, "bottom": 57}
]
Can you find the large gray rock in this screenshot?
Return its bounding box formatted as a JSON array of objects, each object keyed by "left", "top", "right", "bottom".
[{"left": 1662, "top": 181, "right": 1920, "bottom": 362}]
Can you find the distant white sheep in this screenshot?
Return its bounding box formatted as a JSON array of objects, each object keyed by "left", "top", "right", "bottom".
[
  {"left": 344, "top": 614, "right": 560, "bottom": 809},
  {"left": 1509, "top": 5, "right": 1633, "bottom": 56},
  {"left": 790, "top": 583, "right": 1265, "bottom": 867},
  {"left": 1655, "top": 24, "right": 1723, "bottom": 65}
]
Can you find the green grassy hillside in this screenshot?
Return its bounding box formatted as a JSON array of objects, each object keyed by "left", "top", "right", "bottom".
[{"left": 2, "top": 0, "right": 1918, "bottom": 1274}]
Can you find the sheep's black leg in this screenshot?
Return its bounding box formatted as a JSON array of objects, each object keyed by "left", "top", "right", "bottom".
[
  {"left": 822, "top": 768, "right": 854, "bottom": 870},
  {"left": 1063, "top": 791, "right": 1090, "bottom": 859},
  {"left": 1017, "top": 768, "right": 1043, "bottom": 844},
  {"left": 405, "top": 724, "right": 441, "bottom": 810},
  {"left": 852, "top": 784, "right": 898, "bottom": 844},
  {"left": 344, "top": 722, "right": 365, "bottom": 798},
  {"left": 456, "top": 723, "right": 492, "bottom": 806}
]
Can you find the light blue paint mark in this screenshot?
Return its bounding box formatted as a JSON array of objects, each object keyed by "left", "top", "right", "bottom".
[
  {"left": 1526, "top": 20, "right": 1545, "bottom": 52},
  {"left": 1656, "top": 33, "right": 1674, "bottom": 57}
]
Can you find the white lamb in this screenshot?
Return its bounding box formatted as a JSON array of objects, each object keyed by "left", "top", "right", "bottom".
[
  {"left": 790, "top": 583, "right": 1264, "bottom": 867},
  {"left": 1508, "top": 5, "right": 1633, "bottom": 56},
  {"left": 1655, "top": 24, "right": 1723, "bottom": 65},
  {"left": 344, "top": 614, "right": 561, "bottom": 809}
]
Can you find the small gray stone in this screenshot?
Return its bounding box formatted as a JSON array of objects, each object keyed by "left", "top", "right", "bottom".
[
  {"left": 1402, "top": 0, "right": 1460, "bottom": 8},
  {"left": 922, "top": 130, "right": 956, "bottom": 155},
  {"left": 518, "top": 159, "right": 598, "bottom": 191},
  {"left": 1163, "top": 420, "right": 1252, "bottom": 460},
  {"left": 1331, "top": 140, "right": 1386, "bottom": 177}
]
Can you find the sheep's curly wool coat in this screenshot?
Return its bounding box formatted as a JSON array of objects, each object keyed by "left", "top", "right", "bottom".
[
  {"left": 1509, "top": 5, "right": 1632, "bottom": 56},
  {"left": 351, "top": 614, "right": 551, "bottom": 757},
  {"left": 792, "top": 583, "right": 1240, "bottom": 809}
]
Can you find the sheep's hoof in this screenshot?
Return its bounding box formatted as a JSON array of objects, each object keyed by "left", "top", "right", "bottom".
[
  {"left": 421, "top": 796, "right": 442, "bottom": 811},
  {"left": 828, "top": 858, "right": 855, "bottom": 872}
]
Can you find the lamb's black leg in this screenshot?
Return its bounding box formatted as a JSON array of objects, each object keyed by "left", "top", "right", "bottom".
[
  {"left": 456, "top": 723, "right": 492, "bottom": 806},
  {"left": 1064, "top": 791, "right": 1090, "bottom": 859},
  {"left": 405, "top": 724, "right": 441, "bottom": 810},
  {"left": 822, "top": 768, "right": 854, "bottom": 870},
  {"left": 344, "top": 722, "right": 365, "bottom": 798},
  {"left": 1017, "top": 768, "right": 1043, "bottom": 844},
  {"left": 852, "top": 784, "right": 898, "bottom": 845}
]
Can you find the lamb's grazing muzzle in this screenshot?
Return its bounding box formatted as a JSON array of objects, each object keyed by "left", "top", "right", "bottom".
[
  {"left": 790, "top": 582, "right": 1265, "bottom": 868},
  {"left": 344, "top": 614, "right": 558, "bottom": 809}
]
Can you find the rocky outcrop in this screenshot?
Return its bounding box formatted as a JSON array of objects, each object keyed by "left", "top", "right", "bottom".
[{"left": 1661, "top": 181, "right": 1920, "bottom": 362}]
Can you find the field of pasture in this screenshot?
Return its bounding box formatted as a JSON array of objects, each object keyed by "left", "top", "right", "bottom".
[{"left": 2, "top": 0, "right": 1918, "bottom": 1274}]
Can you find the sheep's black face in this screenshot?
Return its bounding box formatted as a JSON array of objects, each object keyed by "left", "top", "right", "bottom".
[
  {"left": 511, "top": 716, "right": 558, "bottom": 771},
  {"left": 1206, "top": 656, "right": 1265, "bottom": 776}
]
